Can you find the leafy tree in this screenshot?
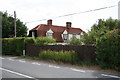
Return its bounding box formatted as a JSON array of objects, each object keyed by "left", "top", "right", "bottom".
[
  {"left": 96, "top": 30, "right": 120, "bottom": 71},
  {"left": 2, "top": 12, "right": 28, "bottom": 38},
  {"left": 81, "top": 18, "right": 120, "bottom": 45}
]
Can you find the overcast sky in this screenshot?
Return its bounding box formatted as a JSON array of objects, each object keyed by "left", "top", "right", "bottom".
[{"left": 0, "top": 0, "right": 120, "bottom": 32}]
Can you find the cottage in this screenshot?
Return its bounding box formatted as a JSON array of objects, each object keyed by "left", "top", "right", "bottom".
[{"left": 28, "top": 19, "right": 84, "bottom": 42}]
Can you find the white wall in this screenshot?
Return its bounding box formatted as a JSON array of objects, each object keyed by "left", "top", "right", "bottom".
[
  {"left": 68, "top": 34, "right": 81, "bottom": 40},
  {"left": 32, "top": 31, "right": 35, "bottom": 37},
  {"left": 76, "top": 34, "right": 80, "bottom": 39},
  {"left": 68, "top": 34, "right": 73, "bottom": 40}
]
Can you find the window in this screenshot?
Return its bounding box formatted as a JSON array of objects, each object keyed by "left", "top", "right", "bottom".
[
  {"left": 72, "top": 34, "right": 76, "bottom": 38},
  {"left": 63, "top": 34, "right": 68, "bottom": 40},
  {"left": 46, "top": 29, "right": 53, "bottom": 38},
  {"left": 46, "top": 33, "right": 52, "bottom": 38}
]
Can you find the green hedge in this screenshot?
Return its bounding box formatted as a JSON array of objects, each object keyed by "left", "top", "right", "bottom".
[
  {"left": 2, "top": 38, "right": 14, "bottom": 55},
  {"left": 70, "top": 38, "right": 82, "bottom": 45},
  {"left": 35, "top": 37, "right": 56, "bottom": 45},
  {"left": 39, "top": 50, "right": 78, "bottom": 64},
  {"left": 2, "top": 37, "right": 56, "bottom": 56},
  {"left": 96, "top": 34, "right": 120, "bottom": 71}
]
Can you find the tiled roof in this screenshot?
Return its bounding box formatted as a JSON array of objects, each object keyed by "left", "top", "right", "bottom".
[{"left": 30, "top": 24, "right": 83, "bottom": 34}]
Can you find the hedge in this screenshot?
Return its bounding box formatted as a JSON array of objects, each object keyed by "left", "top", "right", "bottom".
[
  {"left": 35, "top": 37, "right": 56, "bottom": 45},
  {"left": 96, "top": 34, "right": 120, "bottom": 71},
  {"left": 2, "top": 37, "right": 56, "bottom": 56}
]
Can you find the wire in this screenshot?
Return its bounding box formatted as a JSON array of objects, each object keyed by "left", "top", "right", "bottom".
[{"left": 26, "top": 5, "right": 117, "bottom": 23}]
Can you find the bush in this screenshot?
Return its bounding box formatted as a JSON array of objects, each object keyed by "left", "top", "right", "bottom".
[
  {"left": 2, "top": 37, "right": 56, "bottom": 56},
  {"left": 24, "top": 37, "right": 36, "bottom": 45},
  {"left": 2, "top": 37, "right": 25, "bottom": 56},
  {"left": 11, "top": 37, "right": 25, "bottom": 56},
  {"left": 35, "top": 37, "right": 56, "bottom": 45},
  {"left": 96, "top": 34, "right": 120, "bottom": 71},
  {"left": 39, "top": 50, "right": 78, "bottom": 64},
  {"left": 70, "top": 38, "right": 81, "bottom": 45},
  {"left": 2, "top": 38, "right": 14, "bottom": 55}
]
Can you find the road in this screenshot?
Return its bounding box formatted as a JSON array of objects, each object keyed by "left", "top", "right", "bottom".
[{"left": 0, "top": 56, "right": 120, "bottom": 79}]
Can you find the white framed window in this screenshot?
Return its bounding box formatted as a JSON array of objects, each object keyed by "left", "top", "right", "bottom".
[
  {"left": 46, "top": 29, "right": 53, "bottom": 38},
  {"left": 46, "top": 33, "right": 53, "bottom": 38},
  {"left": 63, "top": 34, "right": 68, "bottom": 40}
]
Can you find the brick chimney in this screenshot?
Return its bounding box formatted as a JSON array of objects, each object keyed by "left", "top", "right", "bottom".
[
  {"left": 47, "top": 19, "right": 52, "bottom": 26},
  {"left": 66, "top": 22, "right": 72, "bottom": 29}
]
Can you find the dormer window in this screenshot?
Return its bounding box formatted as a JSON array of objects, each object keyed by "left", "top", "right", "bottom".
[
  {"left": 63, "top": 34, "right": 68, "bottom": 40},
  {"left": 62, "top": 30, "right": 68, "bottom": 41},
  {"left": 46, "top": 29, "right": 53, "bottom": 38}
]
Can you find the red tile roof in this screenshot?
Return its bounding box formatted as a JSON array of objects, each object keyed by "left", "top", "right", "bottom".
[{"left": 30, "top": 24, "right": 83, "bottom": 34}]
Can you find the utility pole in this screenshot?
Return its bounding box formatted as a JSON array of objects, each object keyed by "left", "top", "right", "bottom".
[
  {"left": 14, "top": 11, "right": 16, "bottom": 37},
  {"left": 118, "top": 1, "right": 120, "bottom": 20}
]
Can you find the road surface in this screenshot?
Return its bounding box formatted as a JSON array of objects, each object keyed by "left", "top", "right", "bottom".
[{"left": 0, "top": 56, "right": 120, "bottom": 79}]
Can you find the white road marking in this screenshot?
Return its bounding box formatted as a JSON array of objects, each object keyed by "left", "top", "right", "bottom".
[
  {"left": 0, "top": 57, "right": 5, "bottom": 59},
  {"left": 32, "top": 62, "right": 41, "bottom": 65},
  {"left": 19, "top": 60, "right": 26, "bottom": 63},
  {"left": 86, "top": 70, "right": 94, "bottom": 72},
  {"left": 49, "top": 65, "right": 60, "bottom": 68},
  {"left": 0, "top": 67, "right": 35, "bottom": 79},
  {"left": 70, "top": 68, "right": 85, "bottom": 73},
  {"left": 101, "top": 74, "right": 120, "bottom": 78},
  {"left": 8, "top": 58, "right": 14, "bottom": 61}
]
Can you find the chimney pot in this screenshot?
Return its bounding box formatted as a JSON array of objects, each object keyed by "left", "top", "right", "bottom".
[
  {"left": 47, "top": 19, "right": 52, "bottom": 26},
  {"left": 66, "top": 22, "right": 72, "bottom": 29}
]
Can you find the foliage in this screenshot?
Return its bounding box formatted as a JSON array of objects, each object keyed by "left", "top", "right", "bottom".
[
  {"left": 70, "top": 38, "right": 82, "bottom": 45},
  {"left": 2, "top": 11, "right": 28, "bottom": 38},
  {"left": 2, "top": 37, "right": 25, "bottom": 56},
  {"left": 81, "top": 18, "right": 120, "bottom": 45},
  {"left": 35, "top": 37, "right": 56, "bottom": 45},
  {"left": 2, "top": 37, "right": 56, "bottom": 55},
  {"left": 2, "top": 38, "right": 14, "bottom": 55},
  {"left": 39, "top": 50, "right": 78, "bottom": 64},
  {"left": 24, "top": 37, "right": 36, "bottom": 45},
  {"left": 96, "top": 33, "right": 120, "bottom": 71}
]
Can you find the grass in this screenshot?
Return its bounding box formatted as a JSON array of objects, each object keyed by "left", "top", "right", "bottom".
[{"left": 39, "top": 50, "right": 79, "bottom": 64}]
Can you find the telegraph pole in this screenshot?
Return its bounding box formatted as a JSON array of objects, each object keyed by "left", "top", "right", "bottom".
[
  {"left": 14, "top": 11, "right": 16, "bottom": 37},
  {"left": 118, "top": 1, "right": 120, "bottom": 20}
]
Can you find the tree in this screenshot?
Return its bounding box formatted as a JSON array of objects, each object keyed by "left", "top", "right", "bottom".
[
  {"left": 81, "top": 18, "right": 120, "bottom": 45},
  {"left": 2, "top": 12, "right": 28, "bottom": 38}
]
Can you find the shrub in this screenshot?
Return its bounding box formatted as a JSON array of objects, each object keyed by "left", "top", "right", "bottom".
[
  {"left": 39, "top": 50, "right": 78, "bottom": 64},
  {"left": 70, "top": 38, "right": 81, "bottom": 45},
  {"left": 2, "top": 38, "right": 14, "bottom": 55},
  {"left": 2, "top": 37, "right": 56, "bottom": 56},
  {"left": 96, "top": 34, "right": 120, "bottom": 71},
  {"left": 35, "top": 37, "right": 56, "bottom": 45},
  {"left": 24, "top": 37, "right": 35, "bottom": 45},
  {"left": 2, "top": 37, "right": 25, "bottom": 56},
  {"left": 12, "top": 37, "right": 25, "bottom": 56}
]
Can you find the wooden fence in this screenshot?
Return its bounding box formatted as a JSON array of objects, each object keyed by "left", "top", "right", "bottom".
[{"left": 26, "top": 44, "right": 96, "bottom": 62}]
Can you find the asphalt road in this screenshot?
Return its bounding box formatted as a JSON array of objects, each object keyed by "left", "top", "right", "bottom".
[{"left": 0, "top": 56, "right": 120, "bottom": 79}]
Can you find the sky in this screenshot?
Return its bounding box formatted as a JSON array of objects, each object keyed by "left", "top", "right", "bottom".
[{"left": 0, "top": 0, "right": 120, "bottom": 32}]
